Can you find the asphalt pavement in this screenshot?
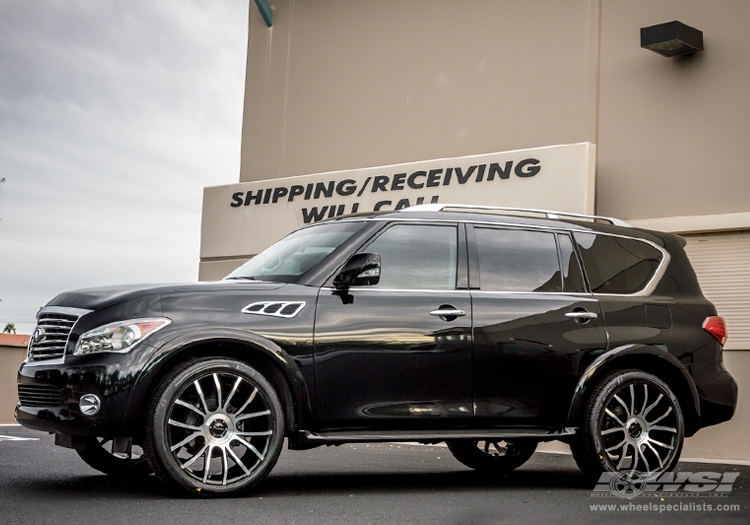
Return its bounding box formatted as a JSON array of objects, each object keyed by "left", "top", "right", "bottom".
[{"left": 1, "top": 425, "right": 747, "bottom": 525}]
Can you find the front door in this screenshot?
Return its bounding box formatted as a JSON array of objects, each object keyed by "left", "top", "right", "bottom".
[{"left": 313, "top": 222, "right": 473, "bottom": 429}]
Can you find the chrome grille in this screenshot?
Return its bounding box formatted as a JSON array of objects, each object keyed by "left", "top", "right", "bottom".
[
  {"left": 27, "top": 313, "right": 79, "bottom": 362},
  {"left": 17, "top": 384, "right": 65, "bottom": 407}
]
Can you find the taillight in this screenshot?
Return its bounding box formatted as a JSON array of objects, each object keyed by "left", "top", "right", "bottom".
[{"left": 703, "top": 316, "right": 728, "bottom": 346}]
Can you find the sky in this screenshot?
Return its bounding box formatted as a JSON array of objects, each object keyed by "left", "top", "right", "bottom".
[{"left": 0, "top": 0, "right": 250, "bottom": 334}]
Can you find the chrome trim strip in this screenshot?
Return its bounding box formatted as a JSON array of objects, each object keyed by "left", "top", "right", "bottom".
[
  {"left": 304, "top": 427, "right": 577, "bottom": 443},
  {"left": 22, "top": 357, "right": 66, "bottom": 367},
  {"left": 321, "top": 287, "right": 471, "bottom": 294},
  {"left": 400, "top": 203, "right": 633, "bottom": 227},
  {"left": 574, "top": 233, "right": 671, "bottom": 297}
]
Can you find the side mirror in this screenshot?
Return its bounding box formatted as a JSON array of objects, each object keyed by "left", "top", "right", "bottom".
[{"left": 333, "top": 253, "right": 381, "bottom": 289}]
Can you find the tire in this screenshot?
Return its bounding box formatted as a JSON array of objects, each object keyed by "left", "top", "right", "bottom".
[
  {"left": 144, "top": 358, "right": 285, "bottom": 497},
  {"left": 571, "top": 370, "right": 684, "bottom": 482},
  {"left": 446, "top": 439, "right": 537, "bottom": 473},
  {"left": 76, "top": 437, "right": 152, "bottom": 477}
]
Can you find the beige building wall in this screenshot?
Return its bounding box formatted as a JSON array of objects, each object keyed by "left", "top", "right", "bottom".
[
  {"left": 597, "top": 0, "right": 750, "bottom": 220},
  {"left": 240, "top": 0, "right": 601, "bottom": 182},
  {"left": 0, "top": 337, "right": 27, "bottom": 423}
]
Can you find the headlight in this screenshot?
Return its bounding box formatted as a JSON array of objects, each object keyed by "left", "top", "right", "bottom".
[{"left": 74, "top": 318, "right": 171, "bottom": 355}]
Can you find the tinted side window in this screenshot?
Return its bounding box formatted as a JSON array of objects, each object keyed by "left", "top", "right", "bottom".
[
  {"left": 474, "top": 228, "right": 561, "bottom": 292},
  {"left": 558, "top": 234, "right": 586, "bottom": 293},
  {"left": 574, "top": 233, "right": 663, "bottom": 294},
  {"left": 365, "top": 224, "right": 457, "bottom": 290}
]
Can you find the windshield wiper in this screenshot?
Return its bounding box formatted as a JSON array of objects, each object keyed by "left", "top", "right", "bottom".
[{"left": 224, "top": 276, "right": 259, "bottom": 281}]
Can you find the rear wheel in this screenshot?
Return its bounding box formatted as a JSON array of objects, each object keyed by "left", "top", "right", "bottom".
[
  {"left": 571, "top": 370, "right": 684, "bottom": 481},
  {"left": 76, "top": 437, "right": 152, "bottom": 477},
  {"left": 447, "top": 439, "right": 537, "bottom": 473},
  {"left": 144, "top": 358, "right": 285, "bottom": 497}
]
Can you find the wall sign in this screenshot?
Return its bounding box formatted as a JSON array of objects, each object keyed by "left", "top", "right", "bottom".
[{"left": 201, "top": 142, "right": 595, "bottom": 259}]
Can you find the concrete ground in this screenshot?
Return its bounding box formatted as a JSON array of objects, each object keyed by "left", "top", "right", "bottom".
[{"left": 1, "top": 424, "right": 748, "bottom": 525}]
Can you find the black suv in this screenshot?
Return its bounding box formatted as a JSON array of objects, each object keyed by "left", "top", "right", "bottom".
[{"left": 17, "top": 204, "right": 737, "bottom": 496}]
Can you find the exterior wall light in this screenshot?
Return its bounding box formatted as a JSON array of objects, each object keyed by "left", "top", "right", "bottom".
[
  {"left": 641, "top": 21, "right": 703, "bottom": 57},
  {"left": 254, "top": 0, "right": 273, "bottom": 27}
]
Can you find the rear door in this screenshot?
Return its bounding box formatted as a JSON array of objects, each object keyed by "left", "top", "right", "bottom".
[{"left": 469, "top": 226, "right": 608, "bottom": 427}]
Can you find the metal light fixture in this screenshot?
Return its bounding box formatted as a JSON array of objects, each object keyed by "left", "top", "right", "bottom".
[
  {"left": 641, "top": 21, "right": 703, "bottom": 57},
  {"left": 254, "top": 0, "right": 272, "bottom": 27}
]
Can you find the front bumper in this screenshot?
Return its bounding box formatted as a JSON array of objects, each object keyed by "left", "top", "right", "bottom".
[{"left": 15, "top": 352, "right": 149, "bottom": 438}]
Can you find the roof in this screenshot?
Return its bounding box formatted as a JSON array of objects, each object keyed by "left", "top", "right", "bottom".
[{"left": 0, "top": 333, "right": 30, "bottom": 348}]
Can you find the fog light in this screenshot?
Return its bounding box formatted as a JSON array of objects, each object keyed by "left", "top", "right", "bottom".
[{"left": 79, "top": 394, "right": 101, "bottom": 416}]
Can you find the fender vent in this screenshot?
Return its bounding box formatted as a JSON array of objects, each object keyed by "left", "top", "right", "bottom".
[{"left": 241, "top": 301, "right": 306, "bottom": 318}]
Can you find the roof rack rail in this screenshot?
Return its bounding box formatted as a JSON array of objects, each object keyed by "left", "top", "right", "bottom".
[{"left": 400, "top": 203, "right": 632, "bottom": 227}]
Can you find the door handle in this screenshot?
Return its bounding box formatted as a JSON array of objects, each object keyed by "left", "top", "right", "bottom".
[
  {"left": 565, "top": 311, "right": 598, "bottom": 322},
  {"left": 430, "top": 305, "right": 466, "bottom": 322},
  {"left": 430, "top": 308, "right": 466, "bottom": 317}
]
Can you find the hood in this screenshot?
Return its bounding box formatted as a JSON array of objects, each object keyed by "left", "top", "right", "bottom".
[{"left": 47, "top": 280, "right": 284, "bottom": 311}]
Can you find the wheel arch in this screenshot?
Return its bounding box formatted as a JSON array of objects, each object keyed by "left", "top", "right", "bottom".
[
  {"left": 566, "top": 345, "right": 701, "bottom": 437},
  {"left": 127, "top": 329, "right": 312, "bottom": 441}
]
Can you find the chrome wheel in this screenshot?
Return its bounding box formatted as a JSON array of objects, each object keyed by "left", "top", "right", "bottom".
[
  {"left": 167, "top": 372, "right": 274, "bottom": 485},
  {"left": 571, "top": 370, "right": 684, "bottom": 481},
  {"left": 599, "top": 381, "right": 679, "bottom": 476},
  {"left": 145, "top": 358, "right": 284, "bottom": 496}
]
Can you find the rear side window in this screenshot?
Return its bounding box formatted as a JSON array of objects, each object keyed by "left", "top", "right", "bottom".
[
  {"left": 574, "top": 233, "right": 663, "bottom": 294},
  {"left": 474, "top": 228, "right": 561, "bottom": 292}
]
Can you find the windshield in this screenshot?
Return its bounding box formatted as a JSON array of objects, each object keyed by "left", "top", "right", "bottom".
[{"left": 226, "top": 221, "right": 366, "bottom": 283}]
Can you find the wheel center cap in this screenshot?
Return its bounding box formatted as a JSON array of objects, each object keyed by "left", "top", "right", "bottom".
[
  {"left": 628, "top": 421, "right": 643, "bottom": 439},
  {"left": 209, "top": 419, "right": 229, "bottom": 438}
]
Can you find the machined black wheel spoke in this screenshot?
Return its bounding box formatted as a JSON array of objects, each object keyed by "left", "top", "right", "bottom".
[
  {"left": 193, "top": 380, "right": 209, "bottom": 414},
  {"left": 170, "top": 431, "right": 202, "bottom": 452},
  {"left": 649, "top": 407, "right": 672, "bottom": 426},
  {"left": 605, "top": 439, "right": 626, "bottom": 453},
  {"left": 175, "top": 399, "right": 206, "bottom": 418},
  {"left": 224, "top": 377, "right": 243, "bottom": 411},
  {"left": 169, "top": 419, "right": 202, "bottom": 431}
]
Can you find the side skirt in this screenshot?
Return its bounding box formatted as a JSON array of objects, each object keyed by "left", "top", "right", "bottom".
[{"left": 287, "top": 427, "right": 577, "bottom": 450}]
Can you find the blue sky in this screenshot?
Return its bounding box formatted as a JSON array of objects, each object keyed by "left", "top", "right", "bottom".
[{"left": 0, "top": 0, "right": 249, "bottom": 333}]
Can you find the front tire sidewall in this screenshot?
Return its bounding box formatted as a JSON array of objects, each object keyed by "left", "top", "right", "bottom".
[{"left": 146, "top": 359, "right": 285, "bottom": 497}]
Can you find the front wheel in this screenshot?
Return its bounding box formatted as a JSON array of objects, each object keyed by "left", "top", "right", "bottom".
[
  {"left": 144, "top": 358, "right": 286, "bottom": 497},
  {"left": 571, "top": 370, "right": 684, "bottom": 481},
  {"left": 76, "top": 437, "right": 152, "bottom": 477},
  {"left": 446, "top": 439, "right": 537, "bottom": 473}
]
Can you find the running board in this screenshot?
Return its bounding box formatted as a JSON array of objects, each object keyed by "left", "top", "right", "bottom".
[{"left": 289, "top": 427, "right": 576, "bottom": 450}]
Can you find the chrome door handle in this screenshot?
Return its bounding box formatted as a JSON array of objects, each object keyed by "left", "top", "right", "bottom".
[
  {"left": 565, "top": 311, "right": 598, "bottom": 321},
  {"left": 430, "top": 309, "right": 466, "bottom": 317}
]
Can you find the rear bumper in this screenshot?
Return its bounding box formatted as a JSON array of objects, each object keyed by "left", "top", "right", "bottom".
[{"left": 692, "top": 360, "right": 738, "bottom": 430}]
